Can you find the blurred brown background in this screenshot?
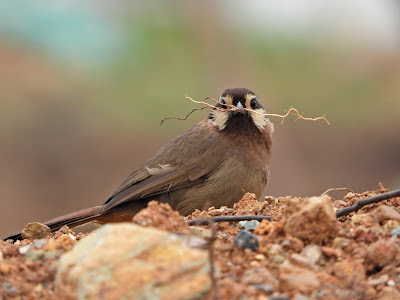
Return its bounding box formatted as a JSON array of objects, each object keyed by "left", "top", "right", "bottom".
[{"left": 1, "top": 1, "right": 400, "bottom": 237}]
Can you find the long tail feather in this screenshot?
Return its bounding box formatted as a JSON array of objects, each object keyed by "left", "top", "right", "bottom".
[{"left": 4, "top": 206, "right": 102, "bottom": 241}]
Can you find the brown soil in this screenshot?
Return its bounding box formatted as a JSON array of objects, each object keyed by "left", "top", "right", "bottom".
[{"left": 1, "top": 184, "right": 400, "bottom": 299}]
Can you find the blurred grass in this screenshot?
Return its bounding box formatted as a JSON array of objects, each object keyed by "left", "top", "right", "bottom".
[
  {"left": 246, "top": 37, "right": 398, "bottom": 127},
  {"left": 83, "top": 28, "right": 400, "bottom": 132},
  {"left": 1, "top": 6, "right": 399, "bottom": 133},
  {"left": 84, "top": 16, "right": 211, "bottom": 133}
]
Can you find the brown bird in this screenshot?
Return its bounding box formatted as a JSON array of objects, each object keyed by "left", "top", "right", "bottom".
[{"left": 5, "top": 87, "right": 273, "bottom": 240}]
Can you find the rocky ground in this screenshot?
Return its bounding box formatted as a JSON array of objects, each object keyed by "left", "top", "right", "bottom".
[{"left": 1, "top": 183, "right": 400, "bottom": 299}]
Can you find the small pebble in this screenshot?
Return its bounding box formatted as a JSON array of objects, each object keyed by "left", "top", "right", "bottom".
[
  {"left": 252, "top": 284, "right": 273, "bottom": 292},
  {"left": 332, "top": 237, "right": 350, "bottom": 249},
  {"left": 387, "top": 280, "right": 395, "bottom": 286},
  {"left": 33, "top": 284, "right": 43, "bottom": 293},
  {"left": 365, "top": 239, "right": 397, "bottom": 270},
  {"left": 190, "top": 226, "right": 212, "bottom": 239},
  {"left": 351, "top": 213, "right": 375, "bottom": 227},
  {"left": 321, "top": 246, "right": 339, "bottom": 258},
  {"left": 218, "top": 233, "right": 228, "bottom": 241},
  {"left": 264, "top": 196, "right": 275, "bottom": 204},
  {"left": 25, "top": 249, "right": 45, "bottom": 261},
  {"left": 372, "top": 205, "right": 400, "bottom": 223},
  {"left": 269, "top": 244, "right": 284, "bottom": 255},
  {"left": 234, "top": 230, "right": 259, "bottom": 251},
  {"left": 390, "top": 226, "right": 400, "bottom": 237},
  {"left": 379, "top": 286, "right": 400, "bottom": 299},
  {"left": 368, "top": 274, "right": 389, "bottom": 286},
  {"left": 19, "top": 245, "right": 32, "bottom": 255},
  {"left": 269, "top": 294, "right": 290, "bottom": 300},
  {"left": 269, "top": 255, "right": 285, "bottom": 265},
  {"left": 293, "top": 294, "right": 310, "bottom": 300},
  {"left": 255, "top": 254, "right": 266, "bottom": 260},
  {"left": 21, "top": 222, "right": 51, "bottom": 240},
  {"left": 177, "top": 235, "right": 208, "bottom": 249},
  {"left": 382, "top": 220, "right": 400, "bottom": 232},
  {"left": 290, "top": 253, "right": 315, "bottom": 269},
  {"left": 208, "top": 208, "right": 226, "bottom": 216},
  {"left": 301, "top": 244, "right": 322, "bottom": 264},
  {"left": 33, "top": 239, "right": 47, "bottom": 249},
  {"left": 238, "top": 220, "right": 260, "bottom": 231},
  {"left": 44, "top": 250, "right": 60, "bottom": 260}
]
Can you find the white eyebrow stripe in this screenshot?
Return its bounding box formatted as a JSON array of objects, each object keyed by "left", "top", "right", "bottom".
[
  {"left": 225, "top": 95, "right": 233, "bottom": 104},
  {"left": 245, "top": 94, "right": 257, "bottom": 103},
  {"left": 219, "top": 96, "right": 229, "bottom": 103}
]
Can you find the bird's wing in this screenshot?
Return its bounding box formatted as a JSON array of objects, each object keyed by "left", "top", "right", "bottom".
[{"left": 101, "top": 120, "right": 226, "bottom": 213}]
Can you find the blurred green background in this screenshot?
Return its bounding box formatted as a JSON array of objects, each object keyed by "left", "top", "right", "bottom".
[{"left": 1, "top": 1, "right": 400, "bottom": 236}]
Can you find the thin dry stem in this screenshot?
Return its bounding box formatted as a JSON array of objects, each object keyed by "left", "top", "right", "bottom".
[
  {"left": 321, "top": 187, "right": 353, "bottom": 196},
  {"left": 265, "top": 107, "right": 330, "bottom": 125},
  {"left": 161, "top": 95, "right": 330, "bottom": 125},
  {"left": 160, "top": 106, "right": 208, "bottom": 125}
]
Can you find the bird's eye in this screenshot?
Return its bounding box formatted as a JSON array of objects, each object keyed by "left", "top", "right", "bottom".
[
  {"left": 250, "top": 99, "right": 257, "bottom": 109},
  {"left": 220, "top": 99, "right": 226, "bottom": 104}
]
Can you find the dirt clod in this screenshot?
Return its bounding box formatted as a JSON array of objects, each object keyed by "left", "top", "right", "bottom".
[
  {"left": 283, "top": 195, "right": 339, "bottom": 245},
  {"left": 1, "top": 184, "right": 400, "bottom": 299},
  {"left": 132, "top": 200, "right": 191, "bottom": 234}
]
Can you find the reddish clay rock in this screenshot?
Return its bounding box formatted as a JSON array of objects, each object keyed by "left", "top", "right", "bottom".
[
  {"left": 371, "top": 205, "right": 400, "bottom": 223},
  {"left": 241, "top": 266, "right": 278, "bottom": 290},
  {"left": 364, "top": 238, "right": 399, "bottom": 271},
  {"left": 333, "top": 259, "right": 366, "bottom": 291},
  {"left": 0, "top": 240, "right": 19, "bottom": 258},
  {"left": 282, "top": 236, "right": 304, "bottom": 253},
  {"left": 234, "top": 193, "right": 260, "bottom": 215},
  {"left": 283, "top": 195, "right": 339, "bottom": 245},
  {"left": 378, "top": 286, "right": 400, "bottom": 300},
  {"left": 289, "top": 253, "right": 316, "bottom": 270},
  {"left": 133, "top": 201, "right": 191, "bottom": 234},
  {"left": 351, "top": 213, "right": 376, "bottom": 227},
  {"left": 279, "top": 261, "right": 320, "bottom": 294},
  {"left": 321, "top": 246, "right": 340, "bottom": 258},
  {"left": 254, "top": 219, "right": 274, "bottom": 235}
]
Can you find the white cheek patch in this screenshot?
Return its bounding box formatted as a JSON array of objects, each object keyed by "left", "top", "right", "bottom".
[
  {"left": 250, "top": 108, "right": 268, "bottom": 130},
  {"left": 267, "top": 120, "right": 274, "bottom": 135},
  {"left": 209, "top": 110, "right": 229, "bottom": 130}
]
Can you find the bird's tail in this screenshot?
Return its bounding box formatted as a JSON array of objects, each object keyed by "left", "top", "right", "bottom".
[{"left": 4, "top": 206, "right": 102, "bottom": 241}]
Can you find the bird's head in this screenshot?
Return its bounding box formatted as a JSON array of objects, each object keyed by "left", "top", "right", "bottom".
[{"left": 208, "top": 87, "right": 270, "bottom": 131}]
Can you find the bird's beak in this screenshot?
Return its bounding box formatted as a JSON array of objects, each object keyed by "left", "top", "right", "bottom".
[
  {"left": 233, "top": 101, "right": 246, "bottom": 115},
  {"left": 236, "top": 102, "right": 244, "bottom": 110}
]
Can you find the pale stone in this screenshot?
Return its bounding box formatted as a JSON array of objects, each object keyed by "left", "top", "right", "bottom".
[
  {"left": 21, "top": 222, "right": 50, "bottom": 240},
  {"left": 56, "top": 223, "right": 210, "bottom": 300},
  {"left": 301, "top": 244, "right": 322, "bottom": 265}
]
